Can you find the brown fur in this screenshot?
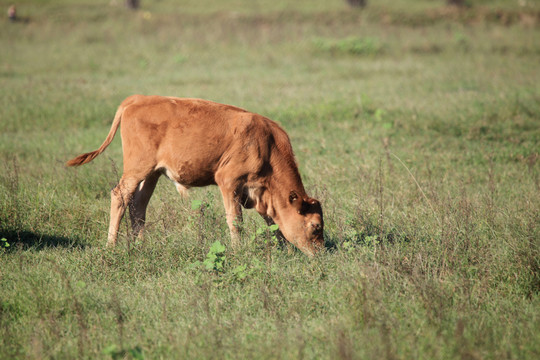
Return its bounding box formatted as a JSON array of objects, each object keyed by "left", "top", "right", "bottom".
[{"left": 66, "top": 95, "right": 324, "bottom": 256}]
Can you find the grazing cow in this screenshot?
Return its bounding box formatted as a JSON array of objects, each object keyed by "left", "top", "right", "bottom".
[
  {"left": 7, "top": 5, "right": 16, "bottom": 21},
  {"left": 66, "top": 95, "right": 324, "bottom": 256}
]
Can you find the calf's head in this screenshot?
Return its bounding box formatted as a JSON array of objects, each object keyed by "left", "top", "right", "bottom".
[{"left": 275, "top": 190, "right": 324, "bottom": 256}]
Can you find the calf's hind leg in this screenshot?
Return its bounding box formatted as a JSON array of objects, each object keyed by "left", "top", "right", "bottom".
[
  {"left": 129, "top": 172, "right": 160, "bottom": 238},
  {"left": 107, "top": 175, "right": 145, "bottom": 247}
]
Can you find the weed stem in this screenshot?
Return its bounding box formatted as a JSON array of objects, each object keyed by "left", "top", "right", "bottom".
[{"left": 390, "top": 152, "right": 441, "bottom": 227}]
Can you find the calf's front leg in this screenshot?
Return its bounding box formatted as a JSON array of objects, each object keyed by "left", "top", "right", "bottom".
[
  {"left": 216, "top": 179, "right": 243, "bottom": 248},
  {"left": 221, "top": 191, "right": 243, "bottom": 248}
]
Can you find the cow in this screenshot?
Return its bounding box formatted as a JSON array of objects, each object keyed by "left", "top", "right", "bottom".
[{"left": 66, "top": 95, "right": 324, "bottom": 256}]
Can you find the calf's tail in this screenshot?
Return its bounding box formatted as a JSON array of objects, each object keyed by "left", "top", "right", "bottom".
[{"left": 65, "top": 106, "right": 124, "bottom": 167}]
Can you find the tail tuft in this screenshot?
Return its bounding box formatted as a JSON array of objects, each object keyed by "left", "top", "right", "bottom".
[{"left": 65, "top": 150, "right": 100, "bottom": 167}]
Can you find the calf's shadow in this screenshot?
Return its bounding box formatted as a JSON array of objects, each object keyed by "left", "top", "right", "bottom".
[{"left": 0, "top": 229, "right": 87, "bottom": 251}]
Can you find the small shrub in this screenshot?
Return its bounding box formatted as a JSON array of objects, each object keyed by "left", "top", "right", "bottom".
[
  {"left": 190, "top": 240, "right": 227, "bottom": 273},
  {"left": 203, "top": 240, "right": 226, "bottom": 271}
]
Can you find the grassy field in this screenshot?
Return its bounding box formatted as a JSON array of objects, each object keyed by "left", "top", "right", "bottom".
[{"left": 1, "top": 0, "right": 539, "bottom": 358}]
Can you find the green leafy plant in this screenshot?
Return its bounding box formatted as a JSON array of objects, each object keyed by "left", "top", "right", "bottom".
[
  {"left": 103, "top": 344, "right": 144, "bottom": 360},
  {"left": 1, "top": 238, "right": 9, "bottom": 250},
  {"left": 363, "top": 234, "right": 380, "bottom": 247},
  {"left": 191, "top": 199, "right": 203, "bottom": 210},
  {"left": 252, "top": 223, "right": 280, "bottom": 245},
  {"left": 231, "top": 264, "right": 248, "bottom": 281},
  {"left": 202, "top": 240, "right": 227, "bottom": 272},
  {"left": 342, "top": 239, "right": 355, "bottom": 253}
]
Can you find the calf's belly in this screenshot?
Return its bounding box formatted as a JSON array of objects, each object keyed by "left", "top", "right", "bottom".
[{"left": 157, "top": 159, "right": 217, "bottom": 188}]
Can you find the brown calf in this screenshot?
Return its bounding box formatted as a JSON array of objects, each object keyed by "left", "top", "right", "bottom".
[{"left": 66, "top": 95, "right": 324, "bottom": 256}]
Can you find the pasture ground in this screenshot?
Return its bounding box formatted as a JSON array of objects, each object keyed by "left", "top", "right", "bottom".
[{"left": 1, "top": 0, "right": 539, "bottom": 358}]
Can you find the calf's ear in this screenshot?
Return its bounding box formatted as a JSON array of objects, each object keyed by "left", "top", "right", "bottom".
[
  {"left": 306, "top": 198, "right": 322, "bottom": 215},
  {"left": 289, "top": 190, "right": 299, "bottom": 203},
  {"left": 307, "top": 198, "right": 318, "bottom": 206},
  {"left": 289, "top": 190, "right": 302, "bottom": 211}
]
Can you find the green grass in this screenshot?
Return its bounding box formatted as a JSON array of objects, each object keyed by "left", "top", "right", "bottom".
[{"left": 1, "top": 0, "right": 539, "bottom": 359}]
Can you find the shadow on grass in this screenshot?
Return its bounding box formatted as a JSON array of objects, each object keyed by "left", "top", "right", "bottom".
[{"left": 0, "top": 229, "right": 88, "bottom": 251}]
